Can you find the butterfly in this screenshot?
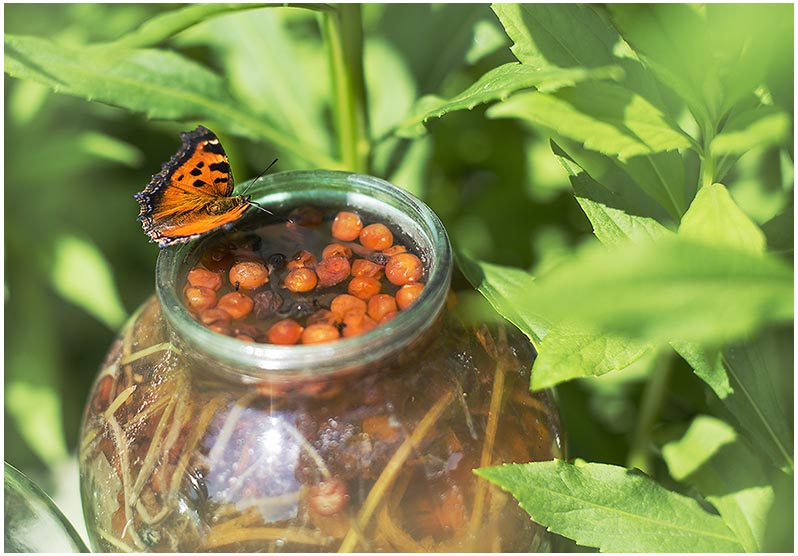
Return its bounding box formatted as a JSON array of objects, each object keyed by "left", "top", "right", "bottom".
[{"left": 135, "top": 126, "right": 251, "bottom": 248}]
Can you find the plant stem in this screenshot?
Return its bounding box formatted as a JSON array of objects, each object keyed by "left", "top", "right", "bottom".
[
  {"left": 323, "top": 4, "right": 370, "bottom": 172},
  {"left": 627, "top": 352, "right": 672, "bottom": 474}
]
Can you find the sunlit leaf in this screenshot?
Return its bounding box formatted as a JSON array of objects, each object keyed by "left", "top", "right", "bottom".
[
  {"left": 531, "top": 323, "right": 650, "bottom": 391},
  {"left": 553, "top": 141, "right": 675, "bottom": 245},
  {"left": 492, "top": 3, "right": 618, "bottom": 69},
  {"left": 51, "top": 235, "right": 127, "bottom": 330},
  {"left": 679, "top": 182, "right": 766, "bottom": 255},
  {"left": 663, "top": 415, "right": 774, "bottom": 551},
  {"left": 396, "top": 63, "right": 623, "bottom": 138},
  {"left": 4, "top": 33, "right": 334, "bottom": 167},
  {"left": 489, "top": 84, "right": 692, "bottom": 160},
  {"left": 476, "top": 460, "right": 743, "bottom": 552},
  {"left": 712, "top": 106, "right": 791, "bottom": 156},
  {"left": 508, "top": 238, "right": 792, "bottom": 345}
]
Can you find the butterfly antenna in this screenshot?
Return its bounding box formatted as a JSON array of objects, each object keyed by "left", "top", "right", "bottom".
[{"left": 242, "top": 158, "right": 279, "bottom": 196}]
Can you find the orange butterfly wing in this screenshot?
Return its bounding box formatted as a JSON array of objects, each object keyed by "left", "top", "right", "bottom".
[{"left": 135, "top": 126, "right": 251, "bottom": 248}]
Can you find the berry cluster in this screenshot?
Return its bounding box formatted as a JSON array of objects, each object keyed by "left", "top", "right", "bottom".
[{"left": 183, "top": 207, "right": 425, "bottom": 344}]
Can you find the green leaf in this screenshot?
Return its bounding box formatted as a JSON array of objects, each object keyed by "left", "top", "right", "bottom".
[
  {"left": 178, "top": 7, "right": 334, "bottom": 157},
  {"left": 489, "top": 83, "right": 692, "bottom": 160},
  {"left": 619, "top": 151, "right": 687, "bottom": 218},
  {"left": 531, "top": 322, "right": 650, "bottom": 391},
  {"left": 395, "top": 62, "right": 623, "bottom": 138},
  {"left": 679, "top": 182, "right": 766, "bottom": 256},
  {"left": 4, "top": 34, "right": 337, "bottom": 167},
  {"left": 51, "top": 235, "right": 127, "bottom": 330},
  {"left": 107, "top": 3, "right": 269, "bottom": 49},
  {"left": 712, "top": 106, "right": 791, "bottom": 156},
  {"left": 671, "top": 342, "right": 732, "bottom": 398},
  {"left": 456, "top": 250, "right": 549, "bottom": 346},
  {"left": 663, "top": 416, "right": 774, "bottom": 551},
  {"left": 721, "top": 332, "right": 794, "bottom": 473},
  {"left": 460, "top": 243, "right": 654, "bottom": 392},
  {"left": 476, "top": 460, "right": 743, "bottom": 552},
  {"left": 553, "top": 141, "right": 675, "bottom": 245},
  {"left": 607, "top": 4, "right": 718, "bottom": 126},
  {"left": 5, "top": 281, "right": 68, "bottom": 467},
  {"left": 511, "top": 238, "right": 792, "bottom": 345},
  {"left": 491, "top": 4, "right": 618, "bottom": 69}
]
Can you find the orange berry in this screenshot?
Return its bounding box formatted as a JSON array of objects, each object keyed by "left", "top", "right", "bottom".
[
  {"left": 229, "top": 261, "right": 269, "bottom": 290},
  {"left": 322, "top": 243, "right": 353, "bottom": 260},
  {"left": 307, "top": 309, "right": 340, "bottom": 327},
  {"left": 198, "top": 308, "right": 232, "bottom": 327},
  {"left": 331, "top": 211, "right": 363, "bottom": 241},
  {"left": 308, "top": 478, "right": 348, "bottom": 517},
  {"left": 287, "top": 250, "right": 317, "bottom": 270},
  {"left": 342, "top": 311, "right": 378, "bottom": 337},
  {"left": 359, "top": 223, "right": 393, "bottom": 251},
  {"left": 267, "top": 319, "right": 304, "bottom": 345},
  {"left": 367, "top": 294, "right": 398, "bottom": 322},
  {"left": 315, "top": 256, "right": 351, "bottom": 288},
  {"left": 235, "top": 334, "right": 255, "bottom": 342},
  {"left": 217, "top": 291, "right": 254, "bottom": 320},
  {"left": 187, "top": 267, "right": 223, "bottom": 291},
  {"left": 330, "top": 294, "right": 367, "bottom": 318},
  {"left": 184, "top": 286, "right": 217, "bottom": 312},
  {"left": 385, "top": 253, "right": 423, "bottom": 286},
  {"left": 348, "top": 275, "right": 381, "bottom": 300},
  {"left": 284, "top": 268, "right": 318, "bottom": 293},
  {"left": 302, "top": 323, "right": 340, "bottom": 344},
  {"left": 351, "top": 258, "right": 383, "bottom": 279},
  {"left": 381, "top": 245, "right": 407, "bottom": 257},
  {"left": 396, "top": 282, "right": 424, "bottom": 310}
]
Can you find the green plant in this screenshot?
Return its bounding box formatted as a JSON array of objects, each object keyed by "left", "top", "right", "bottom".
[{"left": 5, "top": 3, "right": 793, "bottom": 551}]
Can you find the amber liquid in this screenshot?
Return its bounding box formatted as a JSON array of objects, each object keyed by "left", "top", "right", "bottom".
[{"left": 79, "top": 206, "right": 561, "bottom": 552}]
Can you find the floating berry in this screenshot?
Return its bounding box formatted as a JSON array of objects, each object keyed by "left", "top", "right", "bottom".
[
  {"left": 315, "top": 256, "right": 351, "bottom": 288},
  {"left": 217, "top": 291, "right": 254, "bottom": 320},
  {"left": 330, "top": 294, "right": 367, "bottom": 318},
  {"left": 368, "top": 294, "right": 398, "bottom": 322},
  {"left": 307, "top": 309, "right": 340, "bottom": 326},
  {"left": 351, "top": 258, "right": 383, "bottom": 279},
  {"left": 302, "top": 323, "right": 340, "bottom": 344},
  {"left": 331, "top": 211, "right": 363, "bottom": 241},
  {"left": 229, "top": 261, "right": 269, "bottom": 290},
  {"left": 385, "top": 253, "right": 423, "bottom": 286},
  {"left": 187, "top": 267, "right": 223, "bottom": 291},
  {"left": 284, "top": 268, "right": 318, "bottom": 293},
  {"left": 348, "top": 275, "right": 381, "bottom": 300},
  {"left": 342, "top": 311, "right": 378, "bottom": 337},
  {"left": 322, "top": 243, "right": 353, "bottom": 260},
  {"left": 268, "top": 319, "right": 304, "bottom": 345},
  {"left": 396, "top": 283, "right": 424, "bottom": 310},
  {"left": 185, "top": 286, "right": 217, "bottom": 312},
  {"left": 359, "top": 223, "right": 393, "bottom": 251}
]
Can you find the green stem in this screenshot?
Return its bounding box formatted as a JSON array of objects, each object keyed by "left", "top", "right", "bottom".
[
  {"left": 323, "top": 4, "right": 370, "bottom": 172},
  {"left": 627, "top": 352, "right": 672, "bottom": 474},
  {"left": 698, "top": 116, "right": 716, "bottom": 191}
]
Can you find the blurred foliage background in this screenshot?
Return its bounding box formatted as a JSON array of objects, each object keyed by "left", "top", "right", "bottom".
[{"left": 4, "top": 3, "right": 793, "bottom": 550}]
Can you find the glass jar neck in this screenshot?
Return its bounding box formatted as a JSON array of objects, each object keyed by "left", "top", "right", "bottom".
[{"left": 155, "top": 170, "right": 452, "bottom": 383}]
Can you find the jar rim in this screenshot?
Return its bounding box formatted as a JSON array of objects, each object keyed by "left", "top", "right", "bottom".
[{"left": 155, "top": 170, "right": 452, "bottom": 381}]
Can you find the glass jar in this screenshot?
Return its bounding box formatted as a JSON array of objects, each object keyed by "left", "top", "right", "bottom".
[
  {"left": 78, "top": 171, "right": 562, "bottom": 552},
  {"left": 4, "top": 462, "right": 89, "bottom": 553}
]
